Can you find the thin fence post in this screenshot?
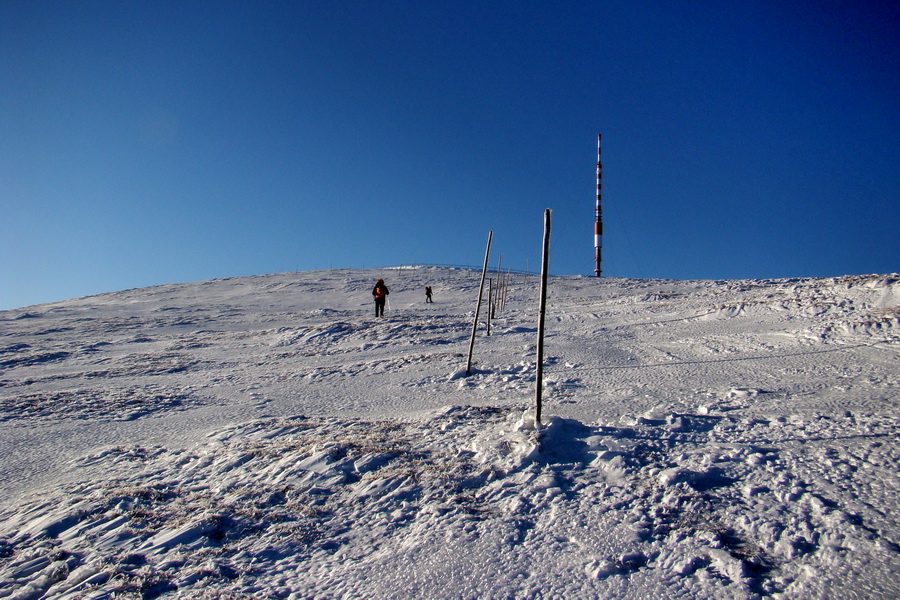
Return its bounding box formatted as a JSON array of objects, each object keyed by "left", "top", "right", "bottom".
[
  {"left": 501, "top": 267, "right": 508, "bottom": 311},
  {"left": 495, "top": 254, "right": 503, "bottom": 316},
  {"left": 503, "top": 267, "right": 512, "bottom": 310},
  {"left": 466, "top": 231, "right": 493, "bottom": 376},
  {"left": 487, "top": 278, "right": 493, "bottom": 336},
  {"left": 534, "top": 209, "right": 551, "bottom": 428}
]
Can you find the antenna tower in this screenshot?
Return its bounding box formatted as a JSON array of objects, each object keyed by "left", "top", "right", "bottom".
[{"left": 595, "top": 133, "right": 603, "bottom": 277}]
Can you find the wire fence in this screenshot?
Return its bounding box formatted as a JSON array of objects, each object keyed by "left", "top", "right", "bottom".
[
  {"left": 382, "top": 264, "right": 540, "bottom": 276},
  {"left": 292, "top": 264, "right": 541, "bottom": 277}
]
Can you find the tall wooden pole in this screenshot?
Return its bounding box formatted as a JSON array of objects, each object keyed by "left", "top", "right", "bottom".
[
  {"left": 466, "top": 231, "right": 493, "bottom": 376},
  {"left": 535, "top": 209, "right": 551, "bottom": 426}
]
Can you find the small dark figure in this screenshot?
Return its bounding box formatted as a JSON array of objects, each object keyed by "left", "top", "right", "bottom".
[
  {"left": 425, "top": 286, "right": 433, "bottom": 303},
  {"left": 372, "top": 279, "right": 389, "bottom": 317}
]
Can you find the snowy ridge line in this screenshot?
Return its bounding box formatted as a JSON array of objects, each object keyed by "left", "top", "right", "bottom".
[{"left": 547, "top": 340, "right": 897, "bottom": 372}]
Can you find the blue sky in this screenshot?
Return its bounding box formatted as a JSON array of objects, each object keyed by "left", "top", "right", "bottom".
[{"left": 2, "top": 1, "right": 898, "bottom": 310}]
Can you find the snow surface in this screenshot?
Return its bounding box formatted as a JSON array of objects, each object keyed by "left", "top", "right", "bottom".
[{"left": 0, "top": 266, "right": 898, "bottom": 599}]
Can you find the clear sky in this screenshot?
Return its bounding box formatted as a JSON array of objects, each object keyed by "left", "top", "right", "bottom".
[{"left": 2, "top": 1, "right": 898, "bottom": 310}]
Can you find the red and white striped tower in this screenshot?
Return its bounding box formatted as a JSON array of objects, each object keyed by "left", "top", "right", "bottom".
[{"left": 594, "top": 133, "right": 603, "bottom": 277}]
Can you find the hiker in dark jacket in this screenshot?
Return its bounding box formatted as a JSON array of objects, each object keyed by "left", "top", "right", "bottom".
[
  {"left": 425, "top": 286, "right": 433, "bottom": 303},
  {"left": 372, "top": 279, "right": 389, "bottom": 317}
]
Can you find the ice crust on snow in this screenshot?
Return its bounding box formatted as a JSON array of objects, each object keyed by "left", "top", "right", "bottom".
[{"left": 0, "top": 267, "right": 898, "bottom": 598}]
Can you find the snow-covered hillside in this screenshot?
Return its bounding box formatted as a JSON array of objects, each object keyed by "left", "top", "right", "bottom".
[{"left": 0, "top": 267, "right": 898, "bottom": 599}]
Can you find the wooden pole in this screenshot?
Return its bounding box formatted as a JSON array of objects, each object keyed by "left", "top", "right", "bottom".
[
  {"left": 504, "top": 263, "right": 510, "bottom": 312},
  {"left": 496, "top": 270, "right": 503, "bottom": 315},
  {"left": 534, "top": 209, "right": 551, "bottom": 427},
  {"left": 487, "top": 278, "right": 493, "bottom": 336},
  {"left": 503, "top": 268, "right": 509, "bottom": 311},
  {"left": 466, "top": 231, "right": 493, "bottom": 376},
  {"left": 495, "top": 254, "right": 502, "bottom": 316}
]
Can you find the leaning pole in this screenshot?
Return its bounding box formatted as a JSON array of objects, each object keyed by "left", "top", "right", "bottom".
[
  {"left": 534, "top": 209, "right": 551, "bottom": 427},
  {"left": 466, "top": 231, "right": 493, "bottom": 376}
]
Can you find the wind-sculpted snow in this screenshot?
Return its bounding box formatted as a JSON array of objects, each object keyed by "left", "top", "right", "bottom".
[
  {"left": 0, "top": 267, "right": 898, "bottom": 598},
  {"left": 2, "top": 407, "right": 898, "bottom": 599}
]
